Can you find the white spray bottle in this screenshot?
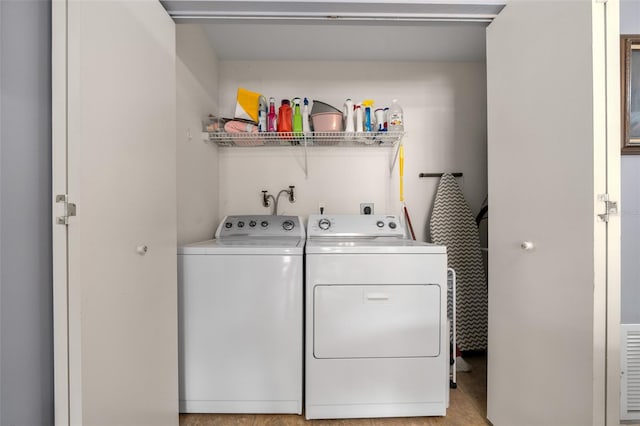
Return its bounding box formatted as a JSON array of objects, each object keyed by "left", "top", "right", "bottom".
[
  {"left": 302, "top": 98, "right": 311, "bottom": 133},
  {"left": 343, "top": 98, "right": 355, "bottom": 133}
]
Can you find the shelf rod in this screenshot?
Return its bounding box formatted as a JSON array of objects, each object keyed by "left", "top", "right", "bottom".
[
  {"left": 419, "top": 172, "right": 463, "bottom": 178},
  {"left": 390, "top": 143, "right": 402, "bottom": 176}
]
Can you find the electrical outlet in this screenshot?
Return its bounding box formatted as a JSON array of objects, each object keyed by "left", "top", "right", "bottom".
[
  {"left": 360, "top": 203, "right": 374, "bottom": 215},
  {"left": 318, "top": 202, "right": 326, "bottom": 214}
]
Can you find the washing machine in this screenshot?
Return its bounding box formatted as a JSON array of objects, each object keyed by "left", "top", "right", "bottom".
[
  {"left": 305, "top": 214, "right": 448, "bottom": 420},
  {"left": 178, "top": 215, "right": 304, "bottom": 414}
]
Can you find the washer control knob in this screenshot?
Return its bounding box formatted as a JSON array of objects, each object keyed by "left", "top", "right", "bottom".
[
  {"left": 376, "top": 221, "right": 384, "bottom": 228},
  {"left": 282, "top": 220, "right": 295, "bottom": 231},
  {"left": 249, "top": 220, "right": 257, "bottom": 227},
  {"left": 237, "top": 221, "right": 245, "bottom": 228},
  {"left": 318, "top": 218, "right": 331, "bottom": 230},
  {"left": 261, "top": 220, "right": 269, "bottom": 228},
  {"left": 225, "top": 222, "right": 233, "bottom": 229},
  {"left": 388, "top": 221, "right": 397, "bottom": 229}
]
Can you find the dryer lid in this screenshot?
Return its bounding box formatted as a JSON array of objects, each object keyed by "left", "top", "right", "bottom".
[{"left": 305, "top": 238, "right": 446, "bottom": 255}]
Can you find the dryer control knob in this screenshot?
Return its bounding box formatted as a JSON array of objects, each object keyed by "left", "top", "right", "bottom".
[
  {"left": 388, "top": 221, "right": 397, "bottom": 229},
  {"left": 282, "top": 220, "right": 295, "bottom": 231},
  {"left": 376, "top": 221, "right": 384, "bottom": 228},
  {"left": 318, "top": 218, "right": 331, "bottom": 230},
  {"left": 225, "top": 222, "right": 233, "bottom": 229}
]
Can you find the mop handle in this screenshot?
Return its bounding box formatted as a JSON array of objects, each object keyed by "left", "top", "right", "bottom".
[{"left": 399, "top": 144, "right": 405, "bottom": 202}]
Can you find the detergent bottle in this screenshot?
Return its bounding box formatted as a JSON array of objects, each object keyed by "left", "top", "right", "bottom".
[
  {"left": 355, "top": 104, "right": 364, "bottom": 133},
  {"left": 375, "top": 108, "right": 386, "bottom": 132},
  {"left": 277, "top": 99, "right": 292, "bottom": 134},
  {"left": 362, "top": 99, "right": 374, "bottom": 132},
  {"left": 343, "top": 99, "right": 355, "bottom": 133},
  {"left": 388, "top": 99, "right": 404, "bottom": 133}
]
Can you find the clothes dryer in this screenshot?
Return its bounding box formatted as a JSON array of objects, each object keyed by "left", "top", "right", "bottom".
[
  {"left": 178, "top": 215, "right": 304, "bottom": 414},
  {"left": 305, "top": 214, "right": 448, "bottom": 419}
]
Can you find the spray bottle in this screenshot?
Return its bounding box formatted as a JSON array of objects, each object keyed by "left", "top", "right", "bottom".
[
  {"left": 292, "top": 98, "right": 303, "bottom": 137},
  {"left": 267, "top": 97, "right": 277, "bottom": 132},
  {"left": 302, "top": 98, "right": 311, "bottom": 133}
]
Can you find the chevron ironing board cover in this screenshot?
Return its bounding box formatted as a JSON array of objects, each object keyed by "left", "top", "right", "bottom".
[{"left": 430, "top": 173, "right": 487, "bottom": 351}]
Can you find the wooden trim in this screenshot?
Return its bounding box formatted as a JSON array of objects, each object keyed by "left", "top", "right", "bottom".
[{"left": 621, "top": 35, "right": 640, "bottom": 154}]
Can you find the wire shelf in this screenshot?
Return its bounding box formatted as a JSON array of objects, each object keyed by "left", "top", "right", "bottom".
[{"left": 205, "top": 131, "right": 404, "bottom": 147}]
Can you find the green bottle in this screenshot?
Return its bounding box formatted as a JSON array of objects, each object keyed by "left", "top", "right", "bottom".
[{"left": 292, "top": 97, "right": 303, "bottom": 137}]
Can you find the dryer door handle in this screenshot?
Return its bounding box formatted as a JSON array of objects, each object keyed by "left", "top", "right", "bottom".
[{"left": 365, "top": 292, "right": 390, "bottom": 301}]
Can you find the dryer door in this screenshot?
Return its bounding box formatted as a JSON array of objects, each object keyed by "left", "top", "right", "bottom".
[{"left": 313, "top": 284, "right": 440, "bottom": 359}]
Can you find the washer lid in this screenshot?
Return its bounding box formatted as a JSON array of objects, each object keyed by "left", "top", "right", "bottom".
[
  {"left": 178, "top": 238, "right": 304, "bottom": 255},
  {"left": 305, "top": 238, "right": 446, "bottom": 254}
]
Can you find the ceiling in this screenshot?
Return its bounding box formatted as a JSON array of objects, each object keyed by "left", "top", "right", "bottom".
[
  {"left": 161, "top": 1, "right": 505, "bottom": 62},
  {"left": 200, "top": 21, "right": 488, "bottom": 62}
]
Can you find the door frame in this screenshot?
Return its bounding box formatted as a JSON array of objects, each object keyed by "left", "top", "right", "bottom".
[
  {"left": 52, "top": 0, "right": 70, "bottom": 423},
  {"left": 600, "top": 0, "right": 621, "bottom": 423}
]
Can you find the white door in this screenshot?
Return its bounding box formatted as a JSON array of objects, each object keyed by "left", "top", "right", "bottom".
[
  {"left": 486, "top": 1, "right": 620, "bottom": 425},
  {"left": 52, "top": 0, "right": 177, "bottom": 425}
]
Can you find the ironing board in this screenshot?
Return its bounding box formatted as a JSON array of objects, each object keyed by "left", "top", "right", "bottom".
[{"left": 430, "top": 174, "right": 487, "bottom": 351}]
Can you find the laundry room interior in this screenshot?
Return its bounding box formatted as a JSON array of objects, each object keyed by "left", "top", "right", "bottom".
[
  {"left": 173, "top": 11, "right": 491, "bottom": 422},
  {"left": 176, "top": 23, "right": 488, "bottom": 247},
  {"left": 165, "top": 0, "right": 621, "bottom": 423}
]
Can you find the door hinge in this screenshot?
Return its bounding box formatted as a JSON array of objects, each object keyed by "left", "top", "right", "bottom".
[
  {"left": 597, "top": 193, "right": 618, "bottom": 222},
  {"left": 56, "top": 194, "right": 76, "bottom": 225}
]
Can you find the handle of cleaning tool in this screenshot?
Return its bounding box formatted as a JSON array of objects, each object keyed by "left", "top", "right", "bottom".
[{"left": 399, "top": 144, "right": 405, "bottom": 202}]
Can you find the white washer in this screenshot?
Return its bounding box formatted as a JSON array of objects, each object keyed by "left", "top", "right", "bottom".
[
  {"left": 178, "top": 215, "right": 304, "bottom": 414},
  {"left": 305, "top": 214, "right": 448, "bottom": 420}
]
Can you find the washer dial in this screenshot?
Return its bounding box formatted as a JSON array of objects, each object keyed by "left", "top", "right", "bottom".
[
  {"left": 282, "top": 220, "right": 295, "bottom": 231},
  {"left": 318, "top": 218, "right": 331, "bottom": 230}
]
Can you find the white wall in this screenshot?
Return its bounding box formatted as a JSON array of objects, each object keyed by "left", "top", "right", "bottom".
[
  {"left": 217, "top": 60, "right": 487, "bottom": 241},
  {"left": 620, "top": 0, "right": 640, "bottom": 324},
  {"left": 0, "top": 0, "right": 53, "bottom": 424},
  {"left": 621, "top": 0, "right": 640, "bottom": 34},
  {"left": 176, "top": 25, "right": 220, "bottom": 245}
]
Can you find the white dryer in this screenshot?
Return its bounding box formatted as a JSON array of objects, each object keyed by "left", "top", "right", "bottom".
[
  {"left": 305, "top": 214, "right": 448, "bottom": 420},
  {"left": 178, "top": 215, "right": 304, "bottom": 414}
]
